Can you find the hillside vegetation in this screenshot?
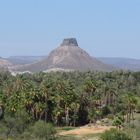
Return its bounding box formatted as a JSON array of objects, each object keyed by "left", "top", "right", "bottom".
[{"left": 0, "top": 70, "right": 140, "bottom": 139}]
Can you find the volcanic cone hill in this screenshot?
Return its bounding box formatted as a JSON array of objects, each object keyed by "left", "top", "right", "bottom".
[{"left": 11, "top": 38, "right": 115, "bottom": 72}]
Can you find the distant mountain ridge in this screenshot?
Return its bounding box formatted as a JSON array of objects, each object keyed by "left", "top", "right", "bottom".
[
  {"left": 98, "top": 57, "right": 140, "bottom": 71},
  {"left": 6, "top": 56, "right": 140, "bottom": 71},
  {"left": 0, "top": 57, "right": 12, "bottom": 68},
  {"left": 0, "top": 38, "right": 140, "bottom": 72},
  {"left": 7, "top": 56, "right": 46, "bottom": 65},
  {"left": 10, "top": 38, "right": 114, "bottom": 72},
  {"left": 6, "top": 56, "right": 140, "bottom": 72}
]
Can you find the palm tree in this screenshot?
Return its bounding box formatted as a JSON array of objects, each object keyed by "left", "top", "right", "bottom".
[
  {"left": 40, "top": 80, "right": 52, "bottom": 122},
  {"left": 70, "top": 102, "right": 80, "bottom": 126},
  {"left": 84, "top": 80, "right": 98, "bottom": 124},
  {"left": 123, "top": 92, "right": 137, "bottom": 122}
]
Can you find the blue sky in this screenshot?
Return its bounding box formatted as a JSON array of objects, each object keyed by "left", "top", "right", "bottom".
[{"left": 0, "top": 0, "right": 140, "bottom": 58}]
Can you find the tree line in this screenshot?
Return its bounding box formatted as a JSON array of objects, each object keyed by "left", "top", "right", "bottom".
[{"left": 0, "top": 70, "right": 139, "bottom": 139}]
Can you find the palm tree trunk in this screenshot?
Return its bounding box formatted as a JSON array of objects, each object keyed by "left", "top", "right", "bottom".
[{"left": 65, "top": 107, "right": 69, "bottom": 126}]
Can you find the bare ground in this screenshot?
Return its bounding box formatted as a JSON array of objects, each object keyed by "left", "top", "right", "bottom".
[{"left": 58, "top": 125, "right": 113, "bottom": 139}]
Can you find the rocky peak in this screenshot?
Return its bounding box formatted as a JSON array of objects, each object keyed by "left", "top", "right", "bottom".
[
  {"left": 12, "top": 38, "right": 114, "bottom": 72},
  {"left": 60, "top": 38, "right": 78, "bottom": 47}
]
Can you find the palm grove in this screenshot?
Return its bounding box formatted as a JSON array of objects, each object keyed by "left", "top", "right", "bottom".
[{"left": 0, "top": 70, "right": 140, "bottom": 139}]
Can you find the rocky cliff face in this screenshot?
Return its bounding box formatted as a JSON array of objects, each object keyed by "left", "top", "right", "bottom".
[
  {"left": 60, "top": 38, "right": 78, "bottom": 46},
  {"left": 11, "top": 38, "right": 114, "bottom": 72}
]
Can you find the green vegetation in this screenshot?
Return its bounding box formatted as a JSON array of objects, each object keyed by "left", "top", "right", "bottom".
[
  {"left": 100, "top": 128, "right": 132, "bottom": 140},
  {"left": 31, "top": 121, "right": 56, "bottom": 140},
  {"left": 0, "top": 70, "right": 139, "bottom": 139}
]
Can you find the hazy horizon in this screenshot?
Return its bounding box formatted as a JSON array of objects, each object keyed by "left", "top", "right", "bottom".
[
  {"left": 2, "top": 54, "right": 140, "bottom": 61},
  {"left": 0, "top": 0, "right": 140, "bottom": 59}
]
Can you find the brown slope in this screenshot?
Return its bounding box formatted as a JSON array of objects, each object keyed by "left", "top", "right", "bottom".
[{"left": 11, "top": 38, "right": 114, "bottom": 72}]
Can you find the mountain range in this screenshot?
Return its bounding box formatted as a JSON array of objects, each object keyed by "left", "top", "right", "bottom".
[
  {"left": 9, "top": 38, "right": 114, "bottom": 73},
  {"left": 7, "top": 56, "right": 140, "bottom": 72},
  {"left": 0, "top": 38, "right": 140, "bottom": 72},
  {"left": 0, "top": 57, "right": 12, "bottom": 68},
  {"left": 98, "top": 57, "right": 140, "bottom": 71},
  {"left": 7, "top": 56, "right": 46, "bottom": 65}
]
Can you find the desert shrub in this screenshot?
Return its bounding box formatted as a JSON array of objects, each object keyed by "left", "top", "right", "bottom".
[
  {"left": 2, "top": 108, "right": 31, "bottom": 139},
  {"left": 112, "top": 115, "right": 124, "bottom": 129},
  {"left": 100, "top": 128, "right": 132, "bottom": 140},
  {"left": 32, "top": 120, "right": 56, "bottom": 140}
]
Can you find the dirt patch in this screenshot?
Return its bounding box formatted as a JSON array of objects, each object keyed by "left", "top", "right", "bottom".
[{"left": 59, "top": 125, "right": 113, "bottom": 136}]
